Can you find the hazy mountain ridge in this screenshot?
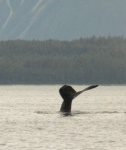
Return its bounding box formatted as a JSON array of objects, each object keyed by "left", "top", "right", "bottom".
[
  {"left": 0, "top": 37, "right": 126, "bottom": 84},
  {"left": 0, "top": 0, "right": 54, "bottom": 40},
  {"left": 0, "top": 0, "right": 126, "bottom": 40}
]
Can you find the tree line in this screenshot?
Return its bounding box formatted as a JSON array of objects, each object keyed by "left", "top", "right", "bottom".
[{"left": 0, "top": 36, "right": 126, "bottom": 84}]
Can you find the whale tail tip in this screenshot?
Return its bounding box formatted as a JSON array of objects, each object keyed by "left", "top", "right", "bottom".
[
  {"left": 59, "top": 85, "right": 76, "bottom": 101},
  {"left": 59, "top": 84, "right": 99, "bottom": 113}
]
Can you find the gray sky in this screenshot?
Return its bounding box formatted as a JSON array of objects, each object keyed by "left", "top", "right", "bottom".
[{"left": 0, "top": 0, "right": 126, "bottom": 40}]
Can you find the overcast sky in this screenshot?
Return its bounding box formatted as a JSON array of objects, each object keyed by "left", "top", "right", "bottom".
[
  {"left": 54, "top": 0, "right": 126, "bottom": 39},
  {"left": 0, "top": 0, "right": 126, "bottom": 40}
]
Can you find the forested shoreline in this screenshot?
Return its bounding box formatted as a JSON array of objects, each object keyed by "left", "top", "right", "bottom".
[{"left": 0, "top": 36, "right": 126, "bottom": 84}]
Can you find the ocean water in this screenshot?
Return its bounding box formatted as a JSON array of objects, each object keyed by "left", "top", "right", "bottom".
[{"left": 0, "top": 85, "right": 126, "bottom": 150}]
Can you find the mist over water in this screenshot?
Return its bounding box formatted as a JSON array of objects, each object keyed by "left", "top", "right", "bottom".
[{"left": 0, "top": 85, "right": 126, "bottom": 150}]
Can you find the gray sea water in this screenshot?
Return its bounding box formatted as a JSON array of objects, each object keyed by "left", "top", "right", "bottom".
[{"left": 0, "top": 85, "right": 126, "bottom": 150}]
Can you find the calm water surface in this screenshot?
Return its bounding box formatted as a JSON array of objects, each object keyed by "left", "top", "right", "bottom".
[{"left": 0, "top": 85, "right": 126, "bottom": 150}]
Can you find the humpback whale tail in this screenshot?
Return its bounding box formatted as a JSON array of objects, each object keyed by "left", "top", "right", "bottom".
[{"left": 59, "top": 85, "right": 98, "bottom": 113}]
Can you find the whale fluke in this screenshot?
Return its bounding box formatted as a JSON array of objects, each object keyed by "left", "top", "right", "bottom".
[{"left": 59, "top": 85, "right": 98, "bottom": 113}]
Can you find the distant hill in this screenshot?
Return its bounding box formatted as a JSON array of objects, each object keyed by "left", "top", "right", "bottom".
[
  {"left": 0, "top": 0, "right": 126, "bottom": 40},
  {"left": 0, "top": 37, "right": 126, "bottom": 84}
]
